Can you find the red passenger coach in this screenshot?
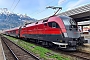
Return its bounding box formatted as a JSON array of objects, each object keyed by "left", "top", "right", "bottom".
[{"left": 4, "top": 27, "right": 19, "bottom": 37}]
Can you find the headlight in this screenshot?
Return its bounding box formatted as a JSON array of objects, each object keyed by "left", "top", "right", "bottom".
[{"left": 63, "top": 33, "right": 68, "bottom": 37}]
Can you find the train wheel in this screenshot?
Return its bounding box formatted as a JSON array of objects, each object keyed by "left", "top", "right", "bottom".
[
  {"left": 42, "top": 41, "right": 48, "bottom": 46},
  {"left": 35, "top": 39, "right": 39, "bottom": 44},
  {"left": 42, "top": 41, "right": 53, "bottom": 47}
]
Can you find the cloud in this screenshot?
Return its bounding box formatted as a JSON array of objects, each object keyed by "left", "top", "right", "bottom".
[{"left": 58, "top": 0, "right": 66, "bottom": 5}]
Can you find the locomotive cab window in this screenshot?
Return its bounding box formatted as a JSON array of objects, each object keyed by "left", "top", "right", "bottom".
[{"left": 48, "top": 22, "right": 59, "bottom": 28}]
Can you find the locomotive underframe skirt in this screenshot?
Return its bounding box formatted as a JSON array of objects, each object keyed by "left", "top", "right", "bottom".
[{"left": 22, "top": 34, "right": 87, "bottom": 48}]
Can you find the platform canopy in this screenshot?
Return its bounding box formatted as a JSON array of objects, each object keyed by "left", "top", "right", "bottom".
[{"left": 58, "top": 4, "right": 90, "bottom": 22}]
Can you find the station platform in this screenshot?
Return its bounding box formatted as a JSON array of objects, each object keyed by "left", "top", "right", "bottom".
[
  {"left": 81, "top": 34, "right": 90, "bottom": 44},
  {"left": 0, "top": 38, "right": 6, "bottom": 60}
]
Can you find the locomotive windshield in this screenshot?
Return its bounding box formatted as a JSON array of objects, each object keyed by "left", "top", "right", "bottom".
[
  {"left": 70, "top": 19, "right": 76, "bottom": 25},
  {"left": 60, "top": 16, "right": 77, "bottom": 29}
]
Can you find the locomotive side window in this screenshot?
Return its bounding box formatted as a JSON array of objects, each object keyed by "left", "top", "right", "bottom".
[
  {"left": 52, "top": 23, "right": 56, "bottom": 28},
  {"left": 48, "top": 22, "right": 59, "bottom": 28}
]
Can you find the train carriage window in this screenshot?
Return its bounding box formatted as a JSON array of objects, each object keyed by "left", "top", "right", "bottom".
[
  {"left": 48, "top": 22, "right": 59, "bottom": 28},
  {"left": 13, "top": 30, "right": 16, "bottom": 33}
]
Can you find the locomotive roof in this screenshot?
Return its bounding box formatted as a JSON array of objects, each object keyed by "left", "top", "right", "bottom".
[
  {"left": 23, "top": 15, "right": 72, "bottom": 28},
  {"left": 59, "top": 15, "right": 71, "bottom": 19},
  {"left": 25, "top": 15, "right": 71, "bottom": 27}
]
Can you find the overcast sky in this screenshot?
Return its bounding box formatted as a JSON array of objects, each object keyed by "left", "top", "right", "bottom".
[{"left": 0, "top": 0, "right": 90, "bottom": 19}]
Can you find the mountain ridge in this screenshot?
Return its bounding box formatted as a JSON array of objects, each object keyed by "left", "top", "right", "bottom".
[{"left": 0, "top": 13, "right": 36, "bottom": 30}]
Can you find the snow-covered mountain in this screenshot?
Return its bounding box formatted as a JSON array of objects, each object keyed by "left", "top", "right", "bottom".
[{"left": 0, "top": 13, "right": 36, "bottom": 30}]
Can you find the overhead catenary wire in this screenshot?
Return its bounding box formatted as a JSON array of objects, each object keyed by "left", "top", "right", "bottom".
[
  {"left": 30, "top": 0, "right": 55, "bottom": 15},
  {"left": 31, "top": 1, "right": 59, "bottom": 19},
  {"left": 12, "top": 0, "right": 20, "bottom": 11},
  {"left": 6, "top": 0, "right": 20, "bottom": 29},
  {"left": 10, "top": 0, "right": 15, "bottom": 11},
  {"left": 31, "top": 1, "right": 61, "bottom": 19}
]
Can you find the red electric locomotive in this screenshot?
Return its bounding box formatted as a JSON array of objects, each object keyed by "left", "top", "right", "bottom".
[{"left": 18, "top": 15, "right": 87, "bottom": 50}]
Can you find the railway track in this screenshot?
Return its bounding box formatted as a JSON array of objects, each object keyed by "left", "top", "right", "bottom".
[
  {"left": 1, "top": 35, "right": 40, "bottom": 60},
  {"left": 2, "top": 35, "right": 90, "bottom": 60},
  {"left": 1, "top": 36, "right": 18, "bottom": 60},
  {"left": 26, "top": 38, "right": 90, "bottom": 60},
  {"left": 24, "top": 38, "right": 90, "bottom": 60},
  {"left": 68, "top": 51, "right": 90, "bottom": 60},
  {"left": 50, "top": 47, "right": 90, "bottom": 60}
]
